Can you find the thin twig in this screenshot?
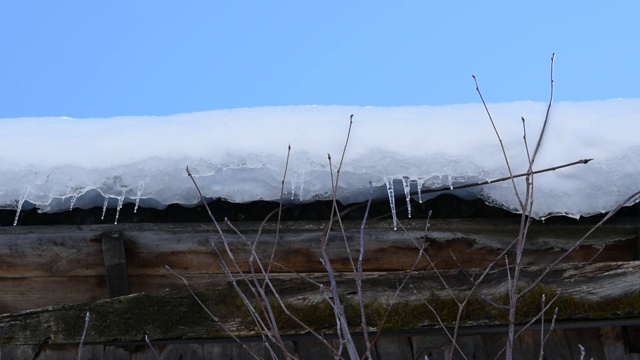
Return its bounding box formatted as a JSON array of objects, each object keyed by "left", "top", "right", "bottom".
[
  {"left": 226, "top": 217, "right": 338, "bottom": 360},
  {"left": 320, "top": 115, "right": 359, "bottom": 360},
  {"left": 408, "top": 158, "right": 591, "bottom": 198},
  {"left": 519, "top": 245, "right": 605, "bottom": 335},
  {"left": 411, "top": 285, "right": 468, "bottom": 360},
  {"left": 519, "top": 189, "right": 640, "bottom": 298},
  {"left": 357, "top": 182, "right": 374, "bottom": 360},
  {"left": 505, "top": 255, "right": 512, "bottom": 292},
  {"left": 190, "top": 180, "right": 348, "bottom": 359},
  {"left": 474, "top": 53, "right": 558, "bottom": 360},
  {"left": 77, "top": 311, "right": 90, "bottom": 360},
  {"left": 186, "top": 167, "right": 285, "bottom": 357},
  {"left": 543, "top": 307, "right": 558, "bottom": 344},
  {"left": 266, "top": 145, "right": 291, "bottom": 277},
  {"left": 406, "top": 212, "right": 520, "bottom": 359},
  {"left": 495, "top": 244, "right": 608, "bottom": 359},
  {"left": 449, "top": 237, "right": 516, "bottom": 311},
  {"left": 530, "top": 53, "right": 556, "bottom": 165},
  {"left": 538, "top": 293, "right": 545, "bottom": 360},
  {"left": 472, "top": 74, "right": 524, "bottom": 210},
  {"left": 144, "top": 334, "right": 162, "bottom": 360}
]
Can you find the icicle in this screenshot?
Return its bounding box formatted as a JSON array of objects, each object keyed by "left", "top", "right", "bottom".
[
  {"left": 385, "top": 177, "right": 397, "bottom": 231},
  {"left": 290, "top": 175, "right": 297, "bottom": 200},
  {"left": 299, "top": 170, "right": 305, "bottom": 201},
  {"left": 114, "top": 187, "right": 127, "bottom": 224},
  {"left": 70, "top": 193, "right": 78, "bottom": 211},
  {"left": 416, "top": 177, "right": 425, "bottom": 203},
  {"left": 134, "top": 181, "right": 144, "bottom": 213},
  {"left": 13, "top": 185, "right": 30, "bottom": 226},
  {"left": 64, "top": 181, "right": 73, "bottom": 210},
  {"left": 402, "top": 176, "right": 412, "bottom": 218},
  {"left": 446, "top": 169, "right": 453, "bottom": 190},
  {"left": 101, "top": 194, "right": 109, "bottom": 220}
]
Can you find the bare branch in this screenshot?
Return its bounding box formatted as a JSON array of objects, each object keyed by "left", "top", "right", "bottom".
[
  {"left": 530, "top": 53, "right": 556, "bottom": 166},
  {"left": 357, "top": 182, "right": 374, "bottom": 360},
  {"left": 144, "top": 334, "right": 162, "bottom": 360},
  {"left": 77, "top": 311, "right": 90, "bottom": 360},
  {"left": 321, "top": 115, "right": 359, "bottom": 360},
  {"left": 473, "top": 74, "right": 524, "bottom": 209},
  {"left": 538, "top": 294, "right": 545, "bottom": 360},
  {"left": 266, "top": 144, "right": 292, "bottom": 277}
]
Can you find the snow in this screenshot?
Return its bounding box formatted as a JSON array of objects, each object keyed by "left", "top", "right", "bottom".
[{"left": 1, "top": 99, "right": 639, "bottom": 224}]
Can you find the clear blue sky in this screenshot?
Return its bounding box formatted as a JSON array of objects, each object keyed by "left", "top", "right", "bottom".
[{"left": 1, "top": 1, "right": 638, "bottom": 118}]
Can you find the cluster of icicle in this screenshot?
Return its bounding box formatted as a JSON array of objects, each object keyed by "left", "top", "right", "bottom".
[
  {"left": 11, "top": 174, "right": 453, "bottom": 228},
  {"left": 384, "top": 176, "right": 453, "bottom": 231},
  {"left": 12, "top": 181, "right": 146, "bottom": 226}
]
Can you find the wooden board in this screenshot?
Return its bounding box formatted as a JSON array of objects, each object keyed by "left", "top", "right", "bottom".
[
  {"left": 1, "top": 261, "right": 640, "bottom": 345},
  {"left": 0, "top": 220, "right": 637, "bottom": 314}
]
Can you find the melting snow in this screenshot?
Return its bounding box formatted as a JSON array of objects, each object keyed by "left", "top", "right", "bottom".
[{"left": 1, "top": 100, "right": 640, "bottom": 224}]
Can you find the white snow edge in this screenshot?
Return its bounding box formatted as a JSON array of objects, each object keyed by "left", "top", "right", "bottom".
[{"left": 1, "top": 99, "right": 639, "bottom": 223}]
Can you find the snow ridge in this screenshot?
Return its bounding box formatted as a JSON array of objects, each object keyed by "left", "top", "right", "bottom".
[{"left": 2, "top": 100, "right": 639, "bottom": 223}]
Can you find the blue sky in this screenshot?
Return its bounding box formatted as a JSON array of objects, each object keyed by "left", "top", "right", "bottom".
[{"left": 1, "top": 1, "right": 638, "bottom": 118}]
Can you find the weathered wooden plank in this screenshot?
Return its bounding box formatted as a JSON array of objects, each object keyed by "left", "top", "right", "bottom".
[
  {"left": 0, "top": 221, "right": 637, "bottom": 315},
  {"left": 0, "top": 221, "right": 635, "bottom": 277},
  {"left": 0, "top": 273, "right": 236, "bottom": 314},
  {"left": 0, "top": 276, "right": 106, "bottom": 314},
  {"left": 1, "top": 261, "right": 639, "bottom": 346},
  {"left": 0, "top": 228, "right": 105, "bottom": 277},
  {"left": 102, "top": 231, "right": 129, "bottom": 298}
]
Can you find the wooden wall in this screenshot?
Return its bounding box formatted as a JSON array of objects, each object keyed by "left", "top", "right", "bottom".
[{"left": 1, "top": 219, "right": 640, "bottom": 359}]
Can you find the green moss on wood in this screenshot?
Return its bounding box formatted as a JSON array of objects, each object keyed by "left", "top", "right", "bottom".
[
  {"left": 274, "top": 285, "right": 640, "bottom": 333},
  {"left": 3, "top": 284, "right": 639, "bottom": 345},
  {"left": 51, "top": 286, "right": 248, "bottom": 343}
]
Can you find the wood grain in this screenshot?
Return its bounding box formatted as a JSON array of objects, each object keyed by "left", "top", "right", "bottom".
[{"left": 0, "top": 221, "right": 637, "bottom": 314}]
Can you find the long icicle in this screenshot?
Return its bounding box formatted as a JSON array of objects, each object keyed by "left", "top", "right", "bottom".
[
  {"left": 13, "top": 185, "right": 30, "bottom": 226},
  {"left": 385, "top": 177, "right": 397, "bottom": 230}
]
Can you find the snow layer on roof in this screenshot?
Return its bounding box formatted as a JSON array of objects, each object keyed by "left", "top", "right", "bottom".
[{"left": 1, "top": 99, "right": 639, "bottom": 224}]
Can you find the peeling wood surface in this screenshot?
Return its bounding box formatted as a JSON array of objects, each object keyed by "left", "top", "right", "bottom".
[{"left": 0, "top": 220, "right": 638, "bottom": 314}]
